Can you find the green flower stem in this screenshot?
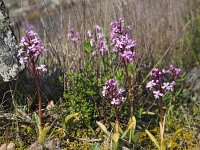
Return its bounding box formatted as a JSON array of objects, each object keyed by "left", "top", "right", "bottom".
[
  {"left": 159, "top": 97, "right": 164, "bottom": 125},
  {"left": 159, "top": 97, "right": 166, "bottom": 149},
  {"left": 123, "top": 59, "right": 133, "bottom": 116},
  {"left": 115, "top": 107, "right": 119, "bottom": 134}
]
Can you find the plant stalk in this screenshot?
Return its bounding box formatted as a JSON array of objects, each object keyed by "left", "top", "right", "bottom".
[
  {"left": 115, "top": 107, "right": 119, "bottom": 134},
  {"left": 159, "top": 98, "right": 164, "bottom": 125},
  {"left": 123, "top": 59, "right": 133, "bottom": 116},
  {"left": 35, "top": 73, "right": 42, "bottom": 129},
  {"left": 32, "top": 61, "right": 42, "bottom": 129}
]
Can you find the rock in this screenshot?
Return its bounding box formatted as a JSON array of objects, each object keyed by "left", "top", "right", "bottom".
[
  {"left": 29, "top": 139, "right": 60, "bottom": 150},
  {"left": 29, "top": 141, "right": 42, "bottom": 150},
  {"left": 0, "top": 143, "right": 15, "bottom": 150},
  {"left": 122, "top": 146, "right": 130, "bottom": 150},
  {"left": 185, "top": 65, "right": 200, "bottom": 101},
  {"left": 0, "top": 0, "right": 23, "bottom": 82},
  {"left": 7, "top": 142, "right": 15, "bottom": 150},
  {"left": 0, "top": 144, "right": 7, "bottom": 150},
  {"left": 44, "top": 139, "right": 57, "bottom": 150}
]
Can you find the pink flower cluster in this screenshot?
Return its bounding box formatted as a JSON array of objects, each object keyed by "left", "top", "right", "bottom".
[
  {"left": 102, "top": 79, "right": 125, "bottom": 106},
  {"left": 68, "top": 28, "right": 80, "bottom": 44},
  {"left": 18, "top": 27, "right": 47, "bottom": 72},
  {"left": 146, "top": 65, "right": 181, "bottom": 99},
  {"left": 88, "top": 25, "right": 107, "bottom": 56},
  {"left": 111, "top": 18, "right": 136, "bottom": 62}
]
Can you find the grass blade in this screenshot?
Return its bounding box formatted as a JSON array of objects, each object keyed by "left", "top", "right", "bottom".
[{"left": 145, "top": 129, "right": 161, "bottom": 150}]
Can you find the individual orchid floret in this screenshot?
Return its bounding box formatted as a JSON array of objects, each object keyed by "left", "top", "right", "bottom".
[
  {"left": 87, "top": 30, "right": 92, "bottom": 38},
  {"left": 19, "top": 57, "right": 28, "bottom": 65},
  {"left": 161, "top": 82, "right": 174, "bottom": 91},
  {"left": 68, "top": 28, "right": 80, "bottom": 44},
  {"left": 153, "top": 91, "right": 164, "bottom": 99},
  {"left": 36, "top": 64, "right": 47, "bottom": 72},
  {"left": 102, "top": 79, "right": 125, "bottom": 107},
  {"left": 18, "top": 27, "right": 48, "bottom": 72},
  {"left": 146, "top": 80, "right": 156, "bottom": 90}
]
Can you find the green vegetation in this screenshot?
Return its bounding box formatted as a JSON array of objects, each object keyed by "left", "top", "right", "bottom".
[{"left": 0, "top": 0, "right": 200, "bottom": 149}]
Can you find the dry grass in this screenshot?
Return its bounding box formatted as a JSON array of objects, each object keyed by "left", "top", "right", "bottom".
[{"left": 9, "top": 0, "right": 199, "bottom": 72}]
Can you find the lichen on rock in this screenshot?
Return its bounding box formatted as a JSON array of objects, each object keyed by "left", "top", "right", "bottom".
[{"left": 0, "top": 0, "right": 23, "bottom": 82}]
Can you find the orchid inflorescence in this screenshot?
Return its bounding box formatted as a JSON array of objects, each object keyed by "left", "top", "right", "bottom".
[
  {"left": 111, "top": 17, "right": 136, "bottom": 62},
  {"left": 90, "top": 25, "right": 107, "bottom": 56},
  {"left": 146, "top": 65, "right": 181, "bottom": 99},
  {"left": 18, "top": 26, "right": 48, "bottom": 130},
  {"left": 68, "top": 26, "right": 107, "bottom": 56},
  {"left": 102, "top": 79, "right": 125, "bottom": 107},
  {"left": 68, "top": 28, "right": 80, "bottom": 45},
  {"left": 68, "top": 18, "right": 136, "bottom": 60},
  {"left": 18, "top": 27, "right": 47, "bottom": 72}
]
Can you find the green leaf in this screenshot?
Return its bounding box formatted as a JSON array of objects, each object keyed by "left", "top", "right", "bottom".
[
  {"left": 110, "top": 122, "right": 124, "bottom": 135},
  {"left": 168, "top": 128, "right": 186, "bottom": 149},
  {"left": 90, "top": 143, "right": 100, "bottom": 150},
  {"left": 127, "top": 116, "right": 136, "bottom": 130},
  {"left": 63, "top": 113, "right": 79, "bottom": 130},
  {"left": 145, "top": 129, "right": 161, "bottom": 150},
  {"left": 38, "top": 124, "right": 51, "bottom": 144},
  {"left": 48, "top": 128, "right": 63, "bottom": 139},
  {"left": 141, "top": 111, "right": 155, "bottom": 115},
  {"left": 63, "top": 93, "right": 71, "bottom": 99},
  {"left": 112, "top": 133, "right": 120, "bottom": 143},
  {"left": 21, "top": 125, "right": 32, "bottom": 133},
  {"left": 64, "top": 113, "right": 79, "bottom": 125},
  {"left": 83, "top": 39, "right": 92, "bottom": 53},
  {"left": 96, "top": 121, "right": 110, "bottom": 136},
  {"left": 32, "top": 112, "right": 39, "bottom": 136},
  {"left": 86, "top": 124, "right": 95, "bottom": 134},
  {"left": 116, "top": 69, "right": 123, "bottom": 81},
  {"left": 121, "top": 116, "right": 136, "bottom": 139},
  {"left": 32, "top": 112, "right": 39, "bottom": 125}
]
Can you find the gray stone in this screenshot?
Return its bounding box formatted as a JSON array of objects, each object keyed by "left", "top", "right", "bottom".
[
  {"left": 0, "top": 0, "right": 23, "bottom": 82},
  {"left": 29, "top": 139, "right": 60, "bottom": 150},
  {"left": 6, "top": 142, "right": 15, "bottom": 150},
  {"left": 0, "top": 143, "right": 7, "bottom": 150},
  {"left": 185, "top": 65, "right": 200, "bottom": 101}
]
